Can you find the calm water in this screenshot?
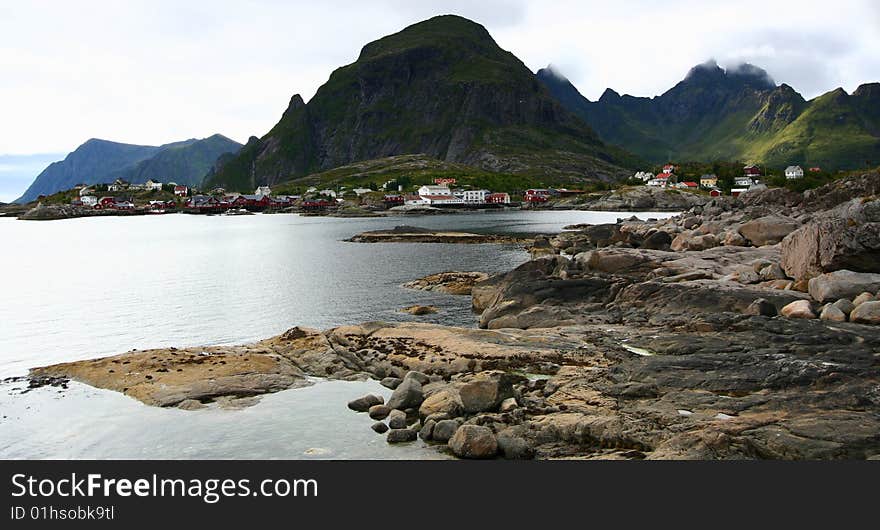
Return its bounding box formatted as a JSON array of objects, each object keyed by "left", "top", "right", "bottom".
[{"left": 0, "top": 209, "right": 671, "bottom": 459}]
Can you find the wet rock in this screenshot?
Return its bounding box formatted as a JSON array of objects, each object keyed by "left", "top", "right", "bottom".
[
  {"left": 401, "top": 305, "right": 438, "bottom": 315},
  {"left": 432, "top": 419, "right": 463, "bottom": 443},
  {"left": 177, "top": 399, "right": 206, "bottom": 411},
  {"left": 419, "top": 419, "right": 436, "bottom": 441},
  {"left": 380, "top": 377, "right": 402, "bottom": 390},
  {"left": 386, "top": 377, "right": 423, "bottom": 410},
  {"left": 371, "top": 422, "right": 389, "bottom": 434},
  {"left": 780, "top": 300, "right": 816, "bottom": 319},
  {"left": 448, "top": 425, "right": 498, "bottom": 459},
  {"left": 496, "top": 428, "right": 535, "bottom": 460},
  {"left": 386, "top": 428, "right": 418, "bottom": 443},
  {"left": 388, "top": 409, "right": 409, "bottom": 429},
  {"left": 348, "top": 394, "right": 384, "bottom": 412},
  {"left": 808, "top": 270, "right": 880, "bottom": 303},
  {"left": 745, "top": 298, "right": 777, "bottom": 317},
  {"left": 851, "top": 301, "right": 880, "bottom": 324},
  {"left": 368, "top": 404, "right": 391, "bottom": 420},
  {"left": 403, "top": 272, "right": 490, "bottom": 295},
  {"left": 819, "top": 304, "right": 847, "bottom": 322}
]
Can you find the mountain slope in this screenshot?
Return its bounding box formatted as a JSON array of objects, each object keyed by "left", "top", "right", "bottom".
[
  {"left": 16, "top": 135, "right": 241, "bottom": 203},
  {"left": 16, "top": 140, "right": 160, "bottom": 203},
  {"left": 206, "top": 15, "right": 636, "bottom": 192},
  {"left": 538, "top": 62, "right": 879, "bottom": 170},
  {"left": 110, "top": 134, "right": 242, "bottom": 187}
]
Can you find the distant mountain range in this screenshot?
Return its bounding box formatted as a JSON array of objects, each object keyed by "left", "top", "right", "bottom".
[
  {"left": 204, "top": 15, "right": 636, "bottom": 192},
  {"left": 537, "top": 61, "right": 880, "bottom": 170},
  {"left": 15, "top": 134, "right": 241, "bottom": 203}
]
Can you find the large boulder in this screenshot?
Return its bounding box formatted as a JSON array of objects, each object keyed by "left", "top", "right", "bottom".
[
  {"left": 851, "top": 301, "right": 880, "bottom": 324},
  {"left": 780, "top": 300, "right": 816, "bottom": 319},
  {"left": 347, "top": 394, "right": 384, "bottom": 412},
  {"left": 432, "top": 419, "right": 463, "bottom": 443},
  {"left": 671, "top": 231, "right": 719, "bottom": 252},
  {"left": 418, "top": 387, "right": 463, "bottom": 419},
  {"left": 458, "top": 372, "right": 520, "bottom": 413},
  {"left": 386, "top": 377, "right": 423, "bottom": 410},
  {"left": 781, "top": 198, "right": 880, "bottom": 280},
  {"left": 738, "top": 216, "right": 800, "bottom": 246},
  {"left": 448, "top": 425, "right": 498, "bottom": 459},
  {"left": 807, "top": 270, "right": 880, "bottom": 303}
]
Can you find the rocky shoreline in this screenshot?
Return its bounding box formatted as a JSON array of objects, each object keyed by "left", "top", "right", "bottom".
[
  {"left": 29, "top": 173, "right": 880, "bottom": 459},
  {"left": 347, "top": 225, "right": 534, "bottom": 244}
]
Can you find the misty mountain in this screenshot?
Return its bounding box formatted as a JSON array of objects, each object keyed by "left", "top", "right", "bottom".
[{"left": 538, "top": 60, "right": 880, "bottom": 170}]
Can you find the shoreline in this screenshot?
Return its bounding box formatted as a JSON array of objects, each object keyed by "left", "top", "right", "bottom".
[{"left": 15, "top": 173, "right": 880, "bottom": 459}]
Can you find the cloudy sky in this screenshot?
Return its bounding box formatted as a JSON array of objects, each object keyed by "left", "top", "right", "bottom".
[{"left": 1, "top": 0, "right": 878, "bottom": 199}]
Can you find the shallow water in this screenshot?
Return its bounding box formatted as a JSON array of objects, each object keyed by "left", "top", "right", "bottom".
[{"left": 0, "top": 209, "right": 673, "bottom": 458}]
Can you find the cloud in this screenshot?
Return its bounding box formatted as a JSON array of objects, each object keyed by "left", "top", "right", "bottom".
[{"left": 0, "top": 0, "right": 877, "bottom": 161}]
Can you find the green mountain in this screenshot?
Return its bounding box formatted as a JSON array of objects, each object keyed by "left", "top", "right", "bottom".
[
  {"left": 205, "top": 15, "right": 636, "bottom": 192},
  {"left": 537, "top": 61, "right": 880, "bottom": 170},
  {"left": 16, "top": 135, "right": 241, "bottom": 203},
  {"left": 110, "top": 134, "right": 242, "bottom": 186}
]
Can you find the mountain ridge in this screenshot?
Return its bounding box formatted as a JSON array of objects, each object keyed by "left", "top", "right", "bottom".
[
  {"left": 15, "top": 134, "right": 241, "bottom": 203},
  {"left": 537, "top": 62, "right": 880, "bottom": 169},
  {"left": 205, "top": 15, "right": 636, "bottom": 192}
]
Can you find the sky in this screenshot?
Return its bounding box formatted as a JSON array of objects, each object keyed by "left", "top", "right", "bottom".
[{"left": 1, "top": 0, "right": 878, "bottom": 200}]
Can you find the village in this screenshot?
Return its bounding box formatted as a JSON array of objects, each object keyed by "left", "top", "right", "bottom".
[
  {"left": 633, "top": 162, "right": 823, "bottom": 197},
  {"left": 15, "top": 161, "right": 836, "bottom": 221},
  {"left": 54, "top": 176, "right": 570, "bottom": 216}
]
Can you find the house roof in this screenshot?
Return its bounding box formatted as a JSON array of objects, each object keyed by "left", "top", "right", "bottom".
[
  {"left": 682, "top": 182, "right": 698, "bottom": 187},
  {"left": 785, "top": 166, "right": 803, "bottom": 172}
]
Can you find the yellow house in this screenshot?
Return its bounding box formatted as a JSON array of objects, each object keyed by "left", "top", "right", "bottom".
[{"left": 700, "top": 174, "right": 718, "bottom": 188}]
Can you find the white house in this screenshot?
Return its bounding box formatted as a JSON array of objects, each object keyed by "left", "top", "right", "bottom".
[
  {"left": 318, "top": 189, "right": 337, "bottom": 198},
  {"left": 414, "top": 185, "right": 464, "bottom": 205},
  {"left": 108, "top": 178, "right": 129, "bottom": 192},
  {"left": 80, "top": 195, "right": 98, "bottom": 207},
  {"left": 734, "top": 176, "right": 754, "bottom": 187},
  {"left": 461, "top": 189, "right": 490, "bottom": 203},
  {"left": 145, "top": 179, "right": 163, "bottom": 191},
  {"left": 255, "top": 185, "right": 272, "bottom": 196},
  {"left": 785, "top": 166, "right": 804, "bottom": 179},
  {"left": 78, "top": 187, "right": 94, "bottom": 197},
  {"left": 634, "top": 171, "right": 654, "bottom": 182},
  {"left": 352, "top": 187, "right": 373, "bottom": 196}
]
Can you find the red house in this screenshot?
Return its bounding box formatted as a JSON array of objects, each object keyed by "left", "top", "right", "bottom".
[
  {"left": 97, "top": 197, "right": 134, "bottom": 210},
  {"left": 486, "top": 192, "right": 511, "bottom": 204},
  {"left": 743, "top": 165, "right": 762, "bottom": 178},
  {"left": 662, "top": 164, "right": 676, "bottom": 174},
  {"left": 174, "top": 185, "right": 189, "bottom": 197},
  {"left": 302, "top": 199, "right": 333, "bottom": 211},
  {"left": 231, "top": 194, "right": 271, "bottom": 209},
  {"left": 383, "top": 195, "right": 404, "bottom": 207},
  {"left": 709, "top": 189, "right": 722, "bottom": 197},
  {"left": 809, "top": 167, "right": 822, "bottom": 173},
  {"left": 524, "top": 189, "right": 550, "bottom": 203}
]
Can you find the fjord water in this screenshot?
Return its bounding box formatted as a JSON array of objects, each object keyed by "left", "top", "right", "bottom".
[{"left": 0, "top": 210, "right": 671, "bottom": 458}]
